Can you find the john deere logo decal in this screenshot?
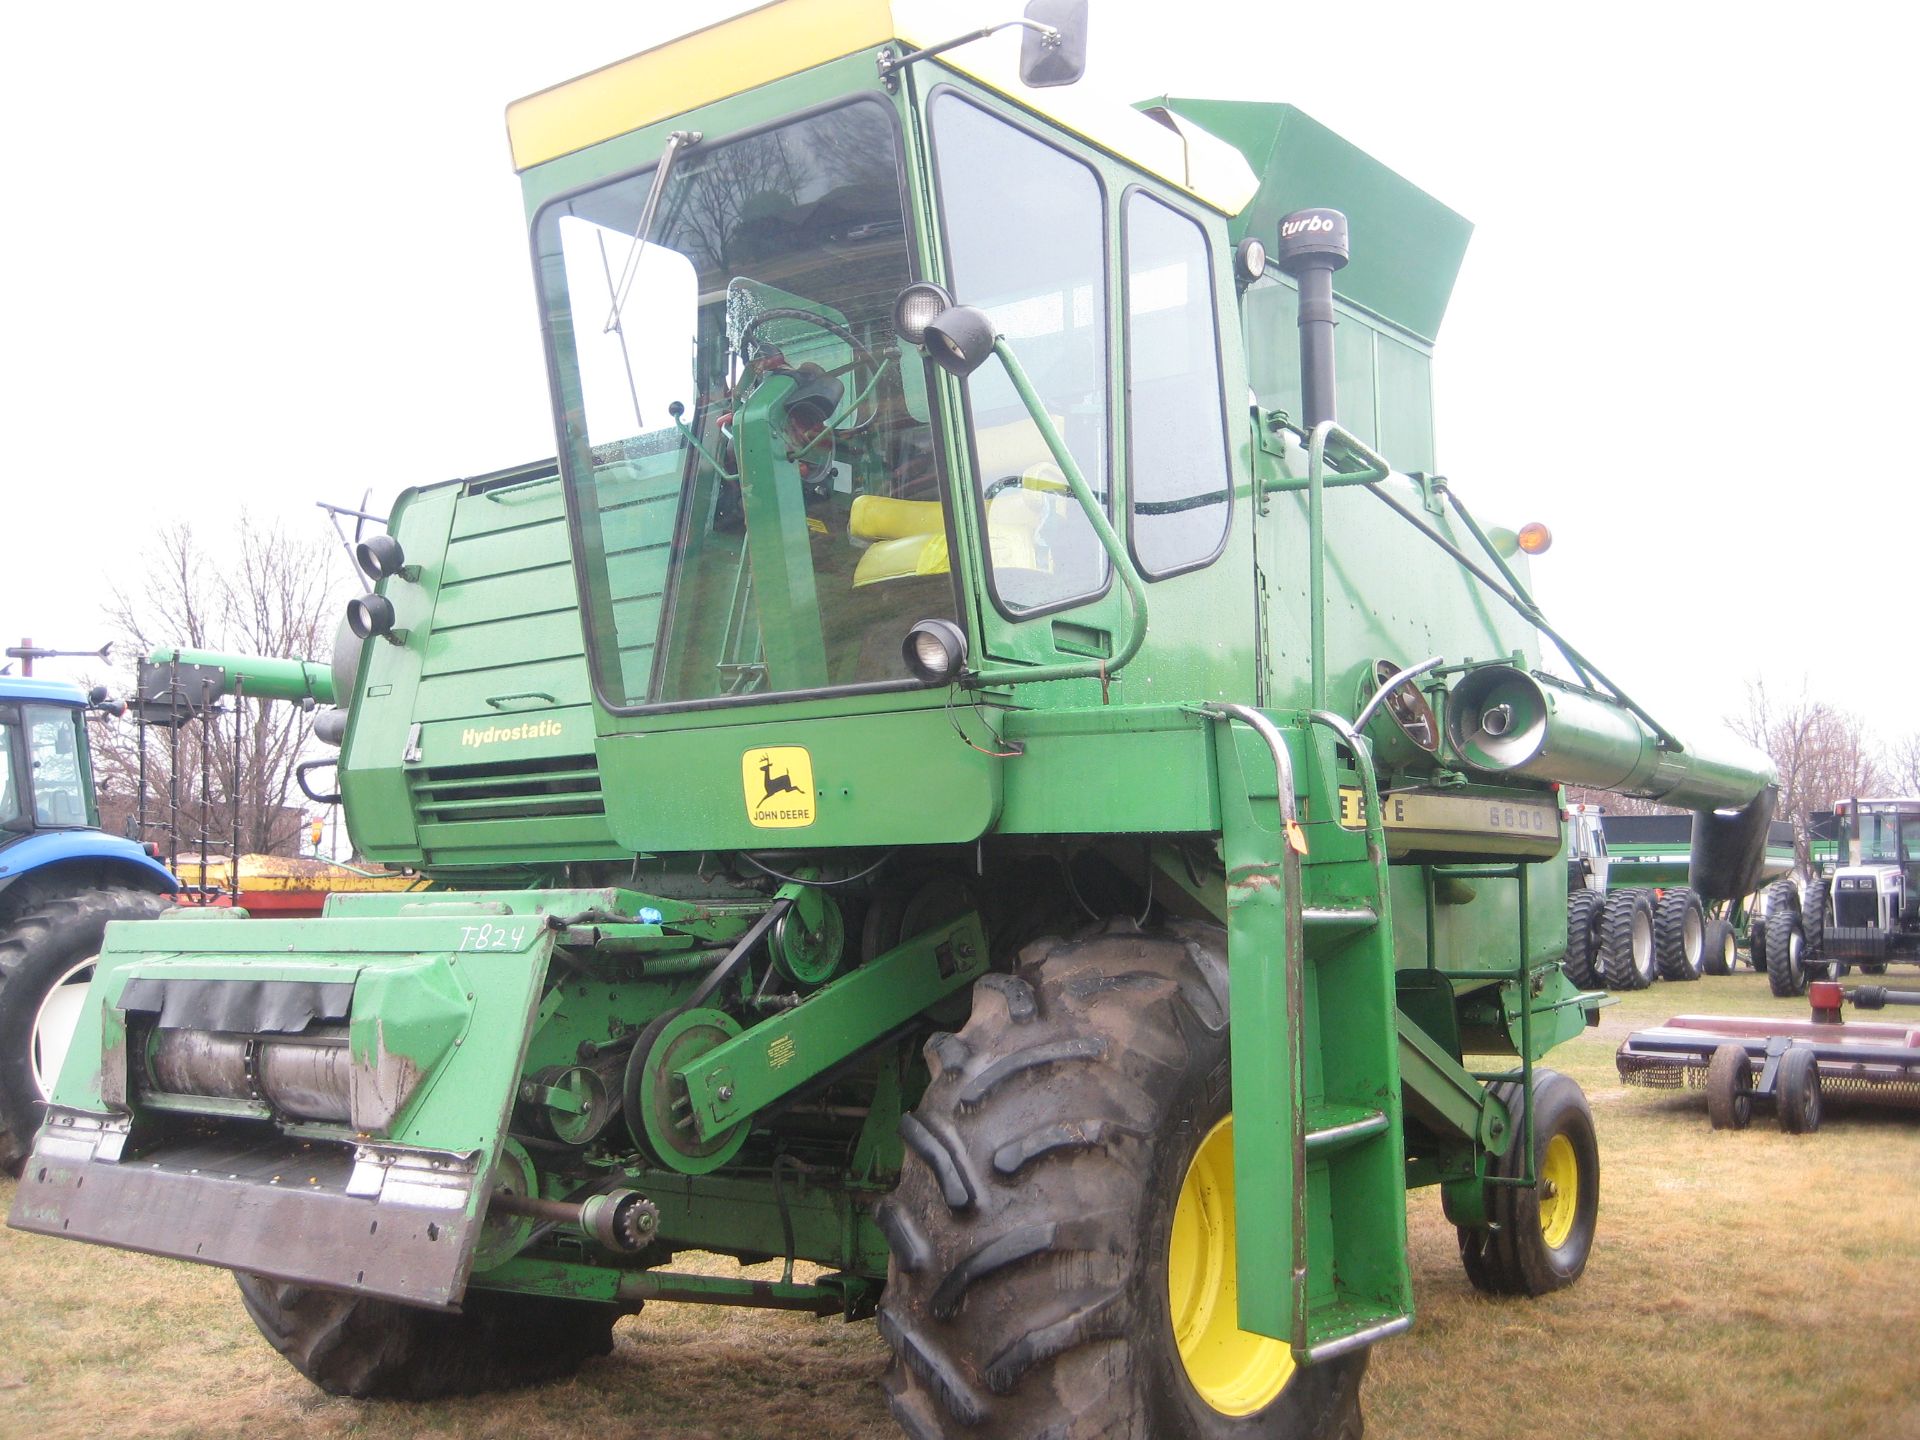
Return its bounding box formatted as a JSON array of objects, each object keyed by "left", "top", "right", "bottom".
[{"left": 743, "top": 746, "right": 815, "bottom": 828}]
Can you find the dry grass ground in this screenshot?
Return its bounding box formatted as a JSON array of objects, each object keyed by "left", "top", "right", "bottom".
[{"left": 2, "top": 969, "right": 1916, "bottom": 1439}]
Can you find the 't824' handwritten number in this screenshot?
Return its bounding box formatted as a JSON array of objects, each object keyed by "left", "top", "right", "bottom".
[{"left": 458, "top": 922, "right": 528, "bottom": 951}]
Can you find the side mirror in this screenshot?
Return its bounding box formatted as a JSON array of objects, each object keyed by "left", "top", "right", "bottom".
[
  {"left": 1020, "top": 0, "right": 1088, "bottom": 88},
  {"left": 920, "top": 305, "right": 999, "bottom": 379}
]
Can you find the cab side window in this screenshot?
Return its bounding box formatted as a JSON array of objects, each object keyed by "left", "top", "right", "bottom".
[
  {"left": 930, "top": 93, "right": 1110, "bottom": 617},
  {"left": 24, "top": 705, "right": 87, "bottom": 827},
  {"left": 1124, "top": 192, "right": 1230, "bottom": 576}
]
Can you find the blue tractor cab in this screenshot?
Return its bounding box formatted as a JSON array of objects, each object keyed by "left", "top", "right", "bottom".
[{"left": 0, "top": 677, "right": 176, "bottom": 890}]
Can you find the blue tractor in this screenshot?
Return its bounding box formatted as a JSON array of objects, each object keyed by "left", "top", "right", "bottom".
[{"left": 0, "top": 677, "right": 176, "bottom": 1167}]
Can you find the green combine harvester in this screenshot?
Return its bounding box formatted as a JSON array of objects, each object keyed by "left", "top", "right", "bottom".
[{"left": 10, "top": 4, "right": 1778, "bottom": 1434}]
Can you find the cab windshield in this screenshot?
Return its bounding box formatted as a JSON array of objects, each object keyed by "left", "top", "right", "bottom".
[
  {"left": 536, "top": 100, "right": 956, "bottom": 709},
  {"left": 1856, "top": 810, "right": 1916, "bottom": 864}
]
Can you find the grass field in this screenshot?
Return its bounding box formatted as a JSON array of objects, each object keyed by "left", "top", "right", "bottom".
[{"left": 2, "top": 969, "right": 1916, "bottom": 1439}]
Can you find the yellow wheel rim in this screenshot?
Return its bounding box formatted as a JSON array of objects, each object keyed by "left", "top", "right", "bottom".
[
  {"left": 1167, "top": 1115, "right": 1297, "bottom": 1416},
  {"left": 1538, "top": 1132, "right": 1579, "bottom": 1249}
]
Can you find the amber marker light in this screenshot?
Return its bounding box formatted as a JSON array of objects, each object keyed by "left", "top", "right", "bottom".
[{"left": 1517, "top": 522, "right": 1553, "bottom": 555}]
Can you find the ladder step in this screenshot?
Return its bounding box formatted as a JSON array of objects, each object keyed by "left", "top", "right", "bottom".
[
  {"left": 1304, "top": 1104, "right": 1389, "bottom": 1156},
  {"left": 1301, "top": 905, "right": 1379, "bottom": 935},
  {"left": 1303, "top": 1299, "right": 1414, "bottom": 1362}
]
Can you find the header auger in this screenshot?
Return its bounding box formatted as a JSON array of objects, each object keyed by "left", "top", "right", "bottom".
[{"left": 12, "top": 5, "right": 1772, "bottom": 1436}]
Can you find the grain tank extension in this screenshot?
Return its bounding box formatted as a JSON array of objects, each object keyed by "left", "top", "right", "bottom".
[{"left": 11, "top": 6, "right": 1773, "bottom": 1436}]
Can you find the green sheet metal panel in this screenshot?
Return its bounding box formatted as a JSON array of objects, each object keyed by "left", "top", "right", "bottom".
[
  {"left": 341, "top": 465, "right": 624, "bottom": 872},
  {"left": 1147, "top": 98, "right": 1472, "bottom": 343}
]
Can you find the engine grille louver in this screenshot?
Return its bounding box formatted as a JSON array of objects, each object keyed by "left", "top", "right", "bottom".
[{"left": 409, "top": 754, "right": 606, "bottom": 824}]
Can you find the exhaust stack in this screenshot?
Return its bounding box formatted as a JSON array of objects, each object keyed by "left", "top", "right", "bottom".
[{"left": 1274, "top": 208, "right": 1350, "bottom": 431}]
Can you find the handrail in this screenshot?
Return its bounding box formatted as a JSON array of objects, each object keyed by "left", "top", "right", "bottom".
[
  {"left": 1298, "top": 421, "right": 1678, "bottom": 751},
  {"left": 966, "top": 338, "right": 1150, "bottom": 691}
]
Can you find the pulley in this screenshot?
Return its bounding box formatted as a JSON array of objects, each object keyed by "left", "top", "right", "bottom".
[
  {"left": 773, "top": 891, "right": 845, "bottom": 986},
  {"left": 515, "top": 1063, "right": 616, "bottom": 1146},
  {"left": 474, "top": 1140, "right": 538, "bottom": 1272},
  {"left": 626, "top": 1006, "right": 749, "bottom": 1174}
]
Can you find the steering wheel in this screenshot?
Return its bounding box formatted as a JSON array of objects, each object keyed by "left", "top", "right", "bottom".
[{"left": 735, "top": 308, "right": 883, "bottom": 432}]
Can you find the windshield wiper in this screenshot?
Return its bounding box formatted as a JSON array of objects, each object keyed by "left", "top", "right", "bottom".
[{"left": 602, "top": 128, "right": 701, "bottom": 336}]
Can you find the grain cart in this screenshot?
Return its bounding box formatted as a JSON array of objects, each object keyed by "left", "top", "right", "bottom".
[
  {"left": 1600, "top": 811, "right": 1794, "bottom": 978},
  {"left": 10, "top": 5, "right": 1779, "bottom": 1436},
  {"left": 1557, "top": 800, "right": 1675, "bottom": 990}
]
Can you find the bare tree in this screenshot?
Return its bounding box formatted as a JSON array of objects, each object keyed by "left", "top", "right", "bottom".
[
  {"left": 1728, "top": 677, "right": 1884, "bottom": 870},
  {"left": 90, "top": 516, "right": 338, "bottom": 863},
  {"left": 1887, "top": 732, "right": 1920, "bottom": 795}
]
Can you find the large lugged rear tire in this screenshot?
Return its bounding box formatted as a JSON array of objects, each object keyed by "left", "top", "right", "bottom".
[
  {"left": 0, "top": 886, "right": 171, "bottom": 1170},
  {"left": 1701, "top": 916, "right": 1737, "bottom": 977},
  {"left": 1599, "top": 889, "right": 1657, "bottom": 990},
  {"left": 1454, "top": 1069, "right": 1599, "bottom": 1297},
  {"left": 877, "top": 922, "right": 1366, "bottom": 1440},
  {"left": 233, "top": 1273, "right": 621, "bottom": 1398},
  {"left": 1801, "top": 878, "right": 1840, "bottom": 978},
  {"left": 1765, "top": 882, "right": 1807, "bottom": 998},
  {"left": 1654, "top": 888, "right": 1705, "bottom": 981},
  {"left": 1562, "top": 889, "right": 1603, "bottom": 988}
]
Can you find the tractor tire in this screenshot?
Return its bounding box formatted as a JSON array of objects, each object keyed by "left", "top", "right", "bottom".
[
  {"left": 233, "top": 1273, "right": 621, "bottom": 1398},
  {"left": 1705, "top": 1043, "right": 1753, "bottom": 1130},
  {"left": 1454, "top": 1069, "right": 1598, "bottom": 1297},
  {"left": 877, "top": 921, "right": 1367, "bottom": 1440},
  {"left": 1801, "top": 879, "right": 1841, "bottom": 979},
  {"left": 1654, "top": 889, "right": 1705, "bottom": 982},
  {"left": 1562, "top": 889, "right": 1603, "bottom": 988},
  {"left": 1748, "top": 913, "right": 1767, "bottom": 973},
  {"left": 1701, "top": 916, "right": 1737, "bottom": 977},
  {"left": 1599, "top": 889, "right": 1657, "bottom": 990},
  {"left": 1862, "top": 963, "right": 1888, "bottom": 975},
  {"left": 0, "top": 886, "right": 171, "bottom": 1171},
  {"left": 1764, "top": 884, "right": 1808, "bottom": 998},
  {"left": 1775, "top": 1048, "right": 1822, "bottom": 1135}
]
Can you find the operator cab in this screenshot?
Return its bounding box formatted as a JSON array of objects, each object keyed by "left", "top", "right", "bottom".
[
  {"left": 0, "top": 681, "right": 98, "bottom": 835},
  {"left": 1832, "top": 798, "right": 1920, "bottom": 934},
  {"left": 539, "top": 101, "right": 957, "bottom": 706},
  {"left": 1564, "top": 802, "right": 1609, "bottom": 894}
]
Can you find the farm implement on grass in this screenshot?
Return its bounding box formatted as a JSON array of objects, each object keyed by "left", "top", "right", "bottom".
[{"left": 1617, "top": 979, "right": 1920, "bottom": 1133}]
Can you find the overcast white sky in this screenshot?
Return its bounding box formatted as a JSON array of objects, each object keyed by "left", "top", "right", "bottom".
[{"left": 3, "top": 1, "right": 1915, "bottom": 758}]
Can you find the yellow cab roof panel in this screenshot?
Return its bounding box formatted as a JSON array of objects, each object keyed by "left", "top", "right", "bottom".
[{"left": 504, "top": 0, "right": 1256, "bottom": 214}]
